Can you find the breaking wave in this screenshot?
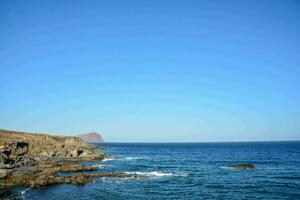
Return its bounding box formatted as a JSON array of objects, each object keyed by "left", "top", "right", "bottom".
[
  {"left": 92, "top": 164, "right": 110, "bottom": 169},
  {"left": 102, "top": 156, "right": 144, "bottom": 162},
  {"left": 119, "top": 156, "right": 143, "bottom": 161},
  {"left": 102, "top": 158, "right": 115, "bottom": 162},
  {"left": 219, "top": 166, "right": 236, "bottom": 170},
  {"left": 124, "top": 171, "right": 188, "bottom": 177}
]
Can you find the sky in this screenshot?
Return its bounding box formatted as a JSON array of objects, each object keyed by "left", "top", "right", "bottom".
[{"left": 0, "top": 0, "right": 300, "bottom": 142}]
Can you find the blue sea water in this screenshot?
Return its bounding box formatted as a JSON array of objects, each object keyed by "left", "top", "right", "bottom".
[{"left": 11, "top": 142, "right": 300, "bottom": 199}]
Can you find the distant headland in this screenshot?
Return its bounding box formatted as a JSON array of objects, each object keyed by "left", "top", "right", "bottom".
[{"left": 77, "top": 132, "right": 104, "bottom": 143}]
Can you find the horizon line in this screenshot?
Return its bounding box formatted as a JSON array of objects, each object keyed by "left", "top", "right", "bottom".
[
  {"left": 1, "top": 128, "right": 299, "bottom": 143},
  {"left": 100, "top": 139, "right": 300, "bottom": 143}
]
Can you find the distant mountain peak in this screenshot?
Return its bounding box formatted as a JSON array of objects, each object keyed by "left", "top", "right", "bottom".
[{"left": 77, "top": 132, "right": 104, "bottom": 143}]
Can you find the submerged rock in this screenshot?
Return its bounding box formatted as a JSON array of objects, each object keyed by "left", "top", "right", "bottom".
[{"left": 229, "top": 164, "right": 256, "bottom": 170}]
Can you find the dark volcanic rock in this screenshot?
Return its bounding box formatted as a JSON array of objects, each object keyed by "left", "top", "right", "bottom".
[
  {"left": 24, "top": 171, "right": 146, "bottom": 188},
  {"left": 229, "top": 164, "right": 256, "bottom": 170},
  {"left": 77, "top": 132, "right": 104, "bottom": 143},
  {"left": 0, "top": 141, "right": 32, "bottom": 169}
]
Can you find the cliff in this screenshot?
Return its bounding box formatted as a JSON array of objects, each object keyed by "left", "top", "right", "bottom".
[
  {"left": 77, "top": 132, "right": 104, "bottom": 143},
  {"left": 0, "top": 129, "right": 106, "bottom": 192},
  {"left": 0, "top": 129, "right": 103, "bottom": 169},
  {"left": 0, "top": 129, "right": 144, "bottom": 194}
]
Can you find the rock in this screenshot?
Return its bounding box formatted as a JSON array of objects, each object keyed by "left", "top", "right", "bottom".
[
  {"left": 0, "top": 129, "right": 103, "bottom": 170},
  {"left": 77, "top": 132, "right": 104, "bottom": 143},
  {"left": 0, "top": 129, "right": 106, "bottom": 192},
  {"left": 67, "top": 174, "right": 89, "bottom": 185},
  {"left": 0, "top": 169, "right": 10, "bottom": 178},
  {"left": 0, "top": 142, "right": 31, "bottom": 169},
  {"left": 22, "top": 171, "right": 146, "bottom": 188},
  {"left": 229, "top": 164, "right": 256, "bottom": 170}
]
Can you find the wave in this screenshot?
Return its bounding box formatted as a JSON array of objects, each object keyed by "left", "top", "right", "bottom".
[
  {"left": 124, "top": 171, "right": 188, "bottom": 177},
  {"left": 125, "top": 171, "right": 173, "bottom": 177},
  {"left": 19, "top": 188, "right": 32, "bottom": 199},
  {"left": 102, "top": 158, "right": 115, "bottom": 162},
  {"left": 219, "top": 166, "right": 260, "bottom": 170},
  {"left": 99, "top": 177, "right": 130, "bottom": 184},
  {"left": 119, "top": 156, "right": 143, "bottom": 161},
  {"left": 92, "top": 164, "right": 110, "bottom": 169},
  {"left": 275, "top": 176, "right": 300, "bottom": 180},
  {"left": 102, "top": 156, "right": 144, "bottom": 162},
  {"left": 219, "top": 166, "right": 236, "bottom": 170}
]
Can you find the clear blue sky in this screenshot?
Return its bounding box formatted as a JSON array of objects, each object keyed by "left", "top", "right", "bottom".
[{"left": 0, "top": 0, "right": 299, "bottom": 142}]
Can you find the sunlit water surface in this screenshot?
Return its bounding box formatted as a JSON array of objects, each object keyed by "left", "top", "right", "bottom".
[{"left": 10, "top": 142, "right": 300, "bottom": 199}]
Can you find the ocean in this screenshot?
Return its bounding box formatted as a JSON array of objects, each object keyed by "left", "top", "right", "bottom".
[{"left": 10, "top": 142, "right": 300, "bottom": 199}]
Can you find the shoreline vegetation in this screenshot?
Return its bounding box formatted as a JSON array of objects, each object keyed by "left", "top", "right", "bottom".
[{"left": 0, "top": 129, "right": 145, "bottom": 197}]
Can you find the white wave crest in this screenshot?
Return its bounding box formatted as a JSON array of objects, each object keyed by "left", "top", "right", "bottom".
[
  {"left": 120, "top": 156, "right": 142, "bottom": 161},
  {"left": 124, "top": 171, "right": 187, "bottom": 177},
  {"left": 219, "top": 166, "right": 235, "bottom": 170},
  {"left": 92, "top": 164, "right": 110, "bottom": 169},
  {"left": 21, "top": 188, "right": 32, "bottom": 195},
  {"left": 102, "top": 156, "right": 143, "bottom": 162},
  {"left": 102, "top": 158, "right": 115, "bottom": 162},
  {"left": 16, "top": 188, "right": 32, "bottom": 199}
]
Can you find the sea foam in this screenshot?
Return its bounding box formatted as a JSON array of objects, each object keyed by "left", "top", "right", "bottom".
[
  {"left": 102, "top": 158, "right": 115, "bottom": 162},
  {"left": 102, "top": 156, "right": 144, "bottom": 162},
  {"left": 92, "top": 164, "right": 110, "bottom": 169},
  {"left": 124, "top": 171, "right": 187, "bottom": 177}
]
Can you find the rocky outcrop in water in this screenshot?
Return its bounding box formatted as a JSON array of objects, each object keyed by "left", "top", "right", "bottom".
[{"left": 228, "top": 164, "right": 256, "bottom": 170}]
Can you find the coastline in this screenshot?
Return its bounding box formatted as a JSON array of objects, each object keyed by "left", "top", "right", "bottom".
[
  {"left": 0, "top": 129, "right": 142, "bottom": 198},
  {"left": 1, "top": 133, "right": 299, "bottom": 199}
]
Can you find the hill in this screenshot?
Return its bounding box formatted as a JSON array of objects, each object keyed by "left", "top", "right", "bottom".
[{"left": 77, "top": 132, "right": 104, "bottom": 143}]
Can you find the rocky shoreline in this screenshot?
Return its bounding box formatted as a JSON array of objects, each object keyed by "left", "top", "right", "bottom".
[
  {"left": 0, "top": 129, "right": 258, "bottom": 199},
  {"left": 0, "top": 129, "right": 142, "bottom": 197}
]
